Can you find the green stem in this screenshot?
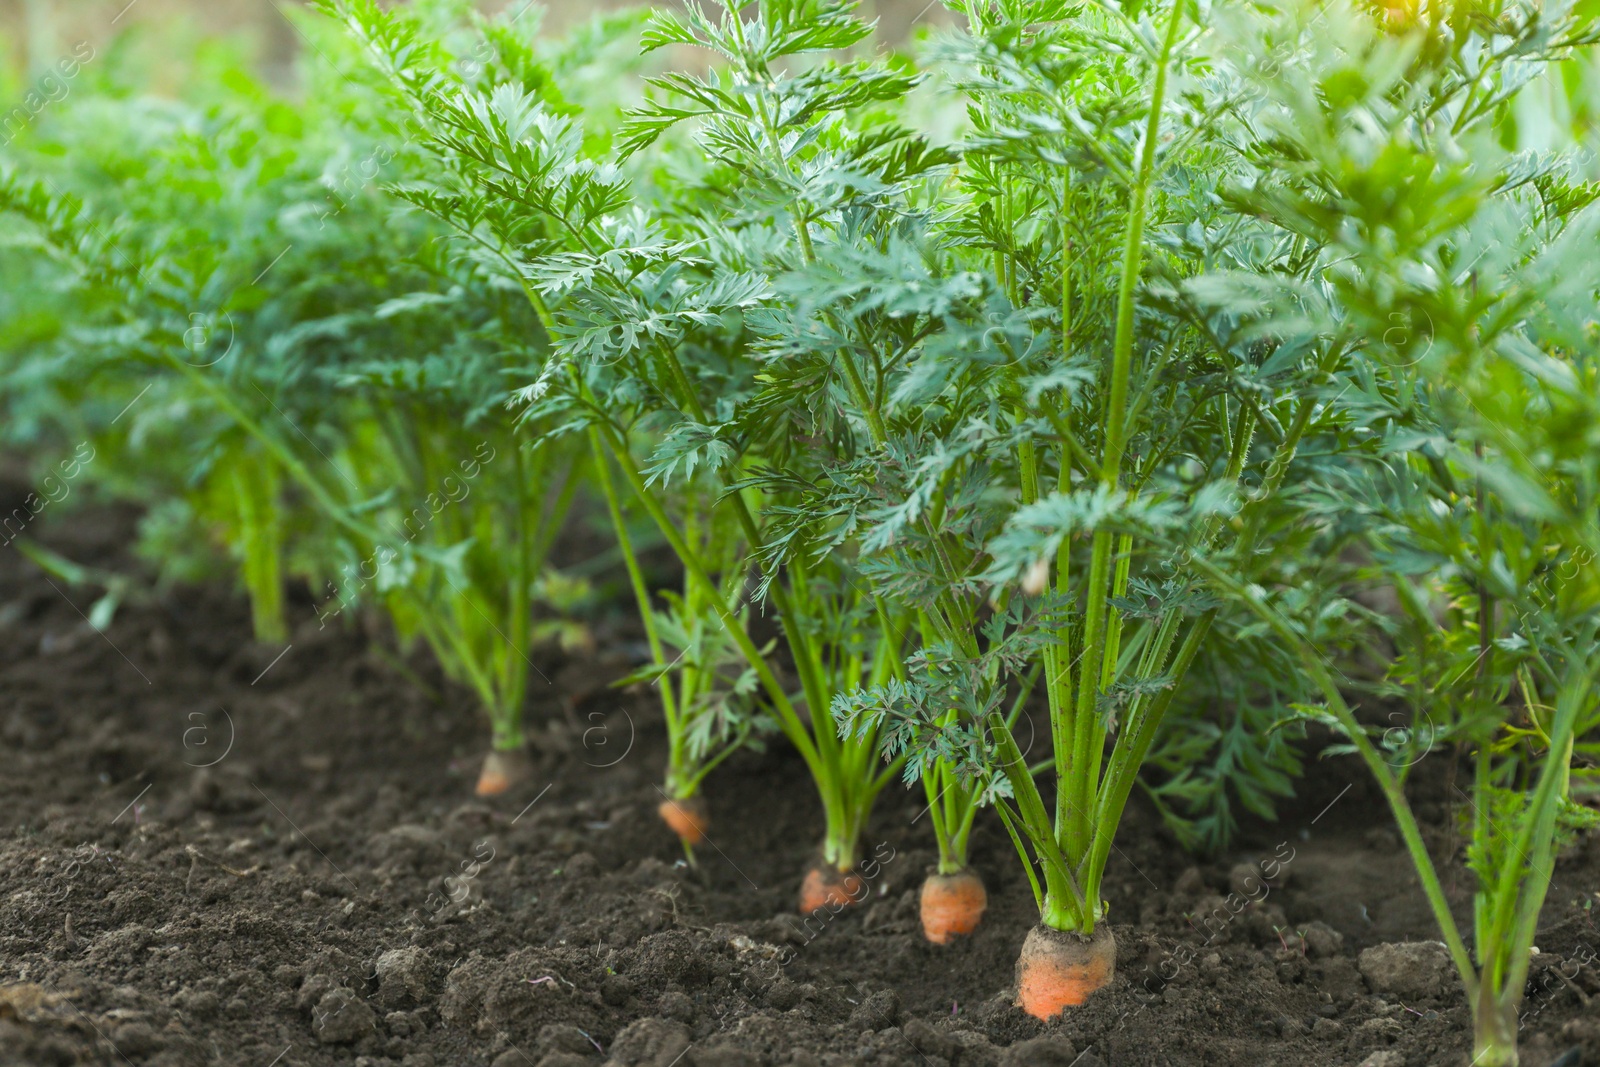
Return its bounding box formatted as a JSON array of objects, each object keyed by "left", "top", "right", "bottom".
[
  {"left": 1082, "top": 610, "right": 1210, "bottom": 890},
  {"left": 1484, "top": 666, "right": 1587, "bottom": 1015},
  {"left": 1192, "top": 556, "right": 1479, "bottom": 998},
  {"left": 583, "top": 391, "right": 821, "bottom": 776},
  {"left": 588, "top": 425, "right": 681, "bottom": 744},
  {"left": 1060, "top": 0, "right": 1187, "bottom": 886},
  {"left": 1471, "top": 989, "right": 1519, "bottom": 1067}
]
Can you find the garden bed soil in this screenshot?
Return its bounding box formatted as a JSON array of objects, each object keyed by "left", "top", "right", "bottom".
[{"left": 2, "top": 498, "right": 1598, "bottom": 1067}]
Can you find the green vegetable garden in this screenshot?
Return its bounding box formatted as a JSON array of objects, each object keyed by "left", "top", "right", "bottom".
[{"left": 2, "top": 0, "right": 1599, "bottom": 1063}]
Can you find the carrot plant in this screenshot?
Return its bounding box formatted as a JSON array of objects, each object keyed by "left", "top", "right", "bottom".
[
  {"left": 1185, "top": 2, "right": 1600, "bottom": 1062},
  {"left": 9, "top": 11, "right": 1597, "bottom": 1059},
  {"left": 315, "top": 0, "right": 796, "bottom": 825},
  {"left": 0, "top": 17, "right": 587, "bottom": 788},
  {"left": 537, "top": 0, "right": 962, "bottom": 904},
  {"left": 800, "top": 0, "right": 1389, "bottom": 1008},
  {"left": 597, "top": 442, "right": 771, "bottom": 857}
]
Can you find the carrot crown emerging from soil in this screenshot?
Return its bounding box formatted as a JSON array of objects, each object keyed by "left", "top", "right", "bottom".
[
  {"left": 1016, "top": 925, "right": 1117, "bottom": 1020},
  {"left": 920, "top": 869, "right": 988, "bottom": 945},
  {"left": 800, "top": 863, "right": 868, "bottom": 915},
  {"left": 657, "top": 796, "right": 710, "bottom": 846}
]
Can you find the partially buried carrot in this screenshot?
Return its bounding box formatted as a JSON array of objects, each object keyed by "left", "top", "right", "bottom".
[
  {"left": 799, "top": 862, "right": 865, "bottom": 914},
  {"left": 920, "top": 869, "right": 987, "bottom": 944},
  {"left": 474, "top": 748, "right": 532, "bottom": 796},
  {"left": 657, "top": 795, "right": 710, "bottom": 845},
  {"left": 1015, "top": 924, "right": 1116, "bottom": 1019}
]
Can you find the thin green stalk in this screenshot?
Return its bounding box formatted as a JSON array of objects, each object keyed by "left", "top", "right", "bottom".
[
  {"left": 1484, "top": 667, "right": 1586, "bottom": 982},
  {"left": 1473, "top": 724, "right": 1493, "bottom": 961},
  {"left": 1192, "top": 556, "right": 1479, "bottom": 995},
  {"left": 496, "top": 441, "right": 535, "bottom": 750},
  {"left": 169, "top": 360, "right": 383, "bottom": 546},
  {"left": 989, "top": 704, "right": 1086, "bottom": 919},
  {"left": 1082, "top": 610, "right": 1209, "bottom": 889},
  {"left": 579, "top": 383, "right": 822, "bottom": 776},
  {"left": 588, "top": 425, "right": 682, "bottom": 755},
  {"left": 1055, "top": 0, "right": 1187, "bottom": 914},
  {"left": 995, "top": 798, "right": 1046, "bottom": 910},
  {"left": 528, "top": 453, "right": 582, "bottom": 576}
]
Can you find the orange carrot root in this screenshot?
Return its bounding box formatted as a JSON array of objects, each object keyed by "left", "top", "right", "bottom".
[
  {"left": 1015, "top": 924, "right": 1116, "bottom": 1019},
  {"left": 657, "top": 795, "right": 710, "bottom": 845},
  {"left": 474, "top": 748, "right": 531, "bottom": 797},
  {"left": 920, "top": 869, "right": 987, "bottom": 944},
  {"left": 799, "top": 863, "right": 865, "bottom": 914}
]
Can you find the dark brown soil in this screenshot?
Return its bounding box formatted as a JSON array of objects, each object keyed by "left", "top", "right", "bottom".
[{"left": 2, "top": 500, "right": 1598, "bottom": 1067}]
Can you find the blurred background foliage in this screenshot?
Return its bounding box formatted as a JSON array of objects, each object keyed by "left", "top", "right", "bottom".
[{"left": 0, "top": 0, "right": 960, "bottom": 91}]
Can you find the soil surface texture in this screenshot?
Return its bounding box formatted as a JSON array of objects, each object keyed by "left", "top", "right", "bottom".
[{"left": 2, "top": 499, "right": 1598, "bottom": 1067}]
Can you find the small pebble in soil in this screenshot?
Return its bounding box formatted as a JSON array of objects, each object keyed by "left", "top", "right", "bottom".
[
  {"left": 1358, "top": 941, "right": 1455, "bottom": 1000},
  {"left": 1300, "top": 921, "right": 1345, "bottom": 958},
  {"left": 1357, "top": 1052, "right": 1406, "bottom": 1067},
  {"left": 998, "top": 1035, "right": 1078, "bottom": 1067},
  {"left": 601, "top": 974, "right": 636, "bottom": 1006},
  {"left": 693, "top": 1047, "right": 760, "bottom": 1067},
  {"left": 607, "top": 1017, "right": 691, "bottom": 1066},
  {"left": 658, "top": 989, "right": 697, "bottom": 1023},
  {"left": 1173, "top": 866, "right": 1205, "bottom": 896},
  {"left": 109, "top": 1022, "right": 161, "bottom": 1056},
  {"left": 848, "top": 989, "right": 901, "bottom": 1032},
  {"left": 1228, "top": 862, "right": 1269, "bottom": 897},
  {"left": 764, "top": 979, "right": 802, "bottom": 1011},
  {"left": 376, "top": 946, "right": 437, "bottom": 1007},
  {"left": 531, "top": 1024, "right": 598, "bottom": 1059},
  {"left": 174, "top": 987, "right": 220, "bottom": 1019},
  {"left": 311, "top": 988, "right": 377, "bottom": 1044},
  {"left": 902, "top": 1019, "right": 956, "bottom": 1060},
  {"left": 535, "top": 1055, "right": 589, "bottom": 1067}
]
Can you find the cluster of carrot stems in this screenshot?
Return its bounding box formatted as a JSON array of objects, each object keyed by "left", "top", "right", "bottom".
[
  {"left": 199, "top": 298, "right": 582, "bottom": 754},
  {"left": 1, "top": 93, "right": 586, "bottom": 770},
  {"left": 320, "top": 22, "right": 1596, "bottom": 1058},
  {"left": 938, "top": 0, "right": 1235, "bottom": 938},
  {"left": 572, "top": 367, "right": 905, "bottom": 875},
  {"left": 921, "top": 8, "right": 1597, "bottom": 1063},
  {"left": 174, "top": 362, "right": 582, "bottom": 761}
]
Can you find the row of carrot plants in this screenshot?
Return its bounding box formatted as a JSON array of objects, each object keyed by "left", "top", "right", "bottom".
[{"left": 2, "top": 0, "right": 1598, "bottom": 1061}]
